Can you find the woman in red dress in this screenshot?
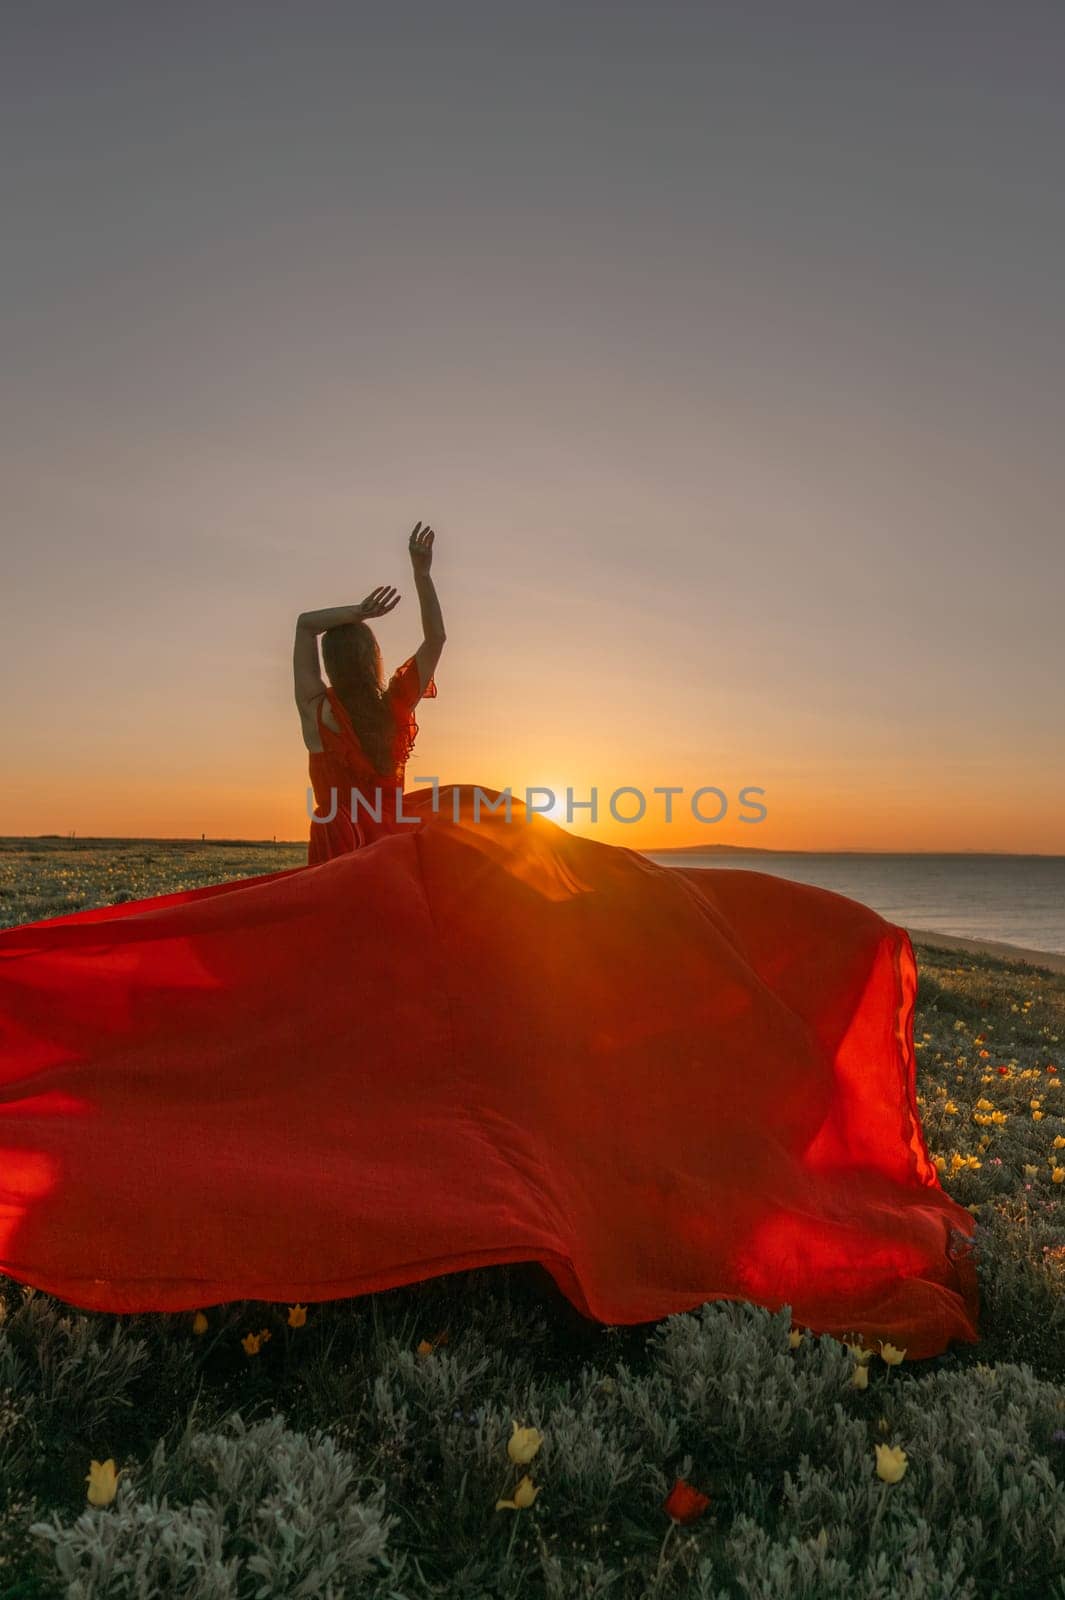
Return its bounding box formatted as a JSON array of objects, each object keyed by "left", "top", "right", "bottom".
[
  {"left": 296, "top": 521, "right": 445, "bottom": 862},
  {"left": 0, "top": 523, "right": 979, "bottom": 1359}
]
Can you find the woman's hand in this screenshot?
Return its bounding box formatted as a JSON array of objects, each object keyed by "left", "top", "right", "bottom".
[
  {"left": 355, "top": 585, "right": 401, "bottom": 620},
  {"left": 408, "top": 521, "right": 435, "bottom": 575}
]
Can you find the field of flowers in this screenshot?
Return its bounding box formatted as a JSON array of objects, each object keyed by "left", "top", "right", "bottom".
[{"left": 0, "top": 840, "right": 1063, "bottom": 1596}]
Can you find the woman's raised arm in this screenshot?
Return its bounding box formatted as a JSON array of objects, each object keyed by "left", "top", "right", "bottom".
[
  {"left": 408, "top": 522, "right": 446, "bottom": 696},
  {"left": 293, "top": 587, "right": 400, "bottom": 716}
]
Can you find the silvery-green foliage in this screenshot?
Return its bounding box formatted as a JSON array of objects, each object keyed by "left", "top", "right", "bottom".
[
  {"left": 518, "top": 1375, "right": 638, "bottom": 1519},
  {"left": 32, "top": 1496, "right": 239, "bottom": 1599},
  {"left": 0, "top": 1385, "right": 38, "bottom": 1493},
  {"left": 708, "top": 1514, "right": 978, "bottom": 1600},
  {"left": 536, "top": 1532, "right": 623, "bottom": 1600},
  {"left": 640, "top": 1300, "right": 858, "bottom": 1469},
  {"left": 29, "top": 1409, "right": 402, "bottom": 1599},
  {"left": 5, "top": 1292, "right": 150, "bottom": 1438},
  {"left": 887, "top": 1361, "right": 1065, "bottom": 1593}
]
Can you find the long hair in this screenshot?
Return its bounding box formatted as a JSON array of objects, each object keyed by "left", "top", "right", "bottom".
[{"left": 320, "top": 621, "right": 395, "bottom": 775}]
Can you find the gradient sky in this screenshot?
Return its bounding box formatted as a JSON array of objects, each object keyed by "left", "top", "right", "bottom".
[{"left": 3, "top": 3, "right": 1063, "bottom": 850}]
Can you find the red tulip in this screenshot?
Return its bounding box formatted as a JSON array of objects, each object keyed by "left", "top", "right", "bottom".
[{"left": 663, "top": 1477, "right": 710, "bottom": 1524}]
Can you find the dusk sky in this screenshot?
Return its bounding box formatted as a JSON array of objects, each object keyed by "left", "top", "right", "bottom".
[{"left": 3, "top": 3, "right": 1063, "bottom": 850}]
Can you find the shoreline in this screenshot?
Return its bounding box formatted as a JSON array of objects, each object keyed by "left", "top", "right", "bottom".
[{"left": 905, "top": 926, "right": 1065, "bottom": 975}]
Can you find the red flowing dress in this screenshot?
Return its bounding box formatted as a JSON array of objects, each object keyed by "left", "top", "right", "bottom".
[{"left": 0, "top": 663, "right": 979, "bottom": 1358}]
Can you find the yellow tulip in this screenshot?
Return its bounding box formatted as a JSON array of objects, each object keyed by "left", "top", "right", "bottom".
[
  {"left": 1054, "top": 1136, "right": 1065, "bottom": 1149},
  {"left": 287, "top": 1304, "right": 307, "bottom": 1328},
  {"left": 86, "top": 1458, "right": 122, "bottom": 1507},
  {"left": 1052, "top": 1167, "right": 1064, "bottom": 1185},
  {"left": 843, "top": 1338, "right": 874, "bottom": 1364},
  {"left": 507, "top": 1422, "right": 544, "bottom": 1465},
  {"left": 191, "top": 1311, "right": 208, "bottom": 1336},
  {"left": 879, "top": 1341, "right": 906, "bottom": 1366},
  {"left": 496, "top": 1474, "right": 539, "bottom": 1510},
  {"left": 1033, "top": 1110, "right": 1045, "bottom": 1122},
  {"left": 788, "top": 1328, "right": 804, "bottom": 1349},
  {"left": 242, "top": 1332, "right": 263, "bottom": 1356},
  {"left": 851, "top": 1362, "right": 869, "bottom": 1390},
  {"left": 875, "top": 1444, "right": 908, "bottom": 1483},
  {"left": 1024, "top": 1164, "right": 1039, "bottom": 1177}
]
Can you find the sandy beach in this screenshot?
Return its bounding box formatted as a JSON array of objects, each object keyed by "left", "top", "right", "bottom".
[{"left": 907, "top": 927, "right": 1065, "bottom": 975}]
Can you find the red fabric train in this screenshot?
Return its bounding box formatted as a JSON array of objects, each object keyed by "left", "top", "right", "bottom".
[{"left": 0, "top": 667, "right": 979, "bottom": 1359}]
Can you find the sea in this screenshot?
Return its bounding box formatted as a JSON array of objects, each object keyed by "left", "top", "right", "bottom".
[{"left": 642, "top": 851, "right": 1065, "bottom": 956}]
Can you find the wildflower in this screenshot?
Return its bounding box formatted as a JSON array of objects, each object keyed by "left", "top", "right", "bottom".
[
  {"left": 876, "top": 1416, "right": 890, "bottom": 1435},
  {"left": 979, "top": 1050, "right": 990, "bottom": 1059},
  {"left": 851, "top": 1362, "right": 869, "bottom": 1390},
  {"left": 875, "top": 1444, "right": 908, "bottom": 1483},
  {"left": 1055, "top": 1136, "right": 1065, "bottom": 1149},
  {"left": 1053, "top": 1168, "right": 1065, "bottom": 1185},
  {"left": 997, "top": 1066, "right": 1010, "bottom": 1076},
  {"left": 496, "top": 1474, "right": 539, "bottom": 1511},
  {"left": 662, "top": 1478, "right": 711, "bottom": 1524},
  {"left": 86, "top": 1459, "right": 122, "bottom": 1507},
  {"left": 416, "top": 1339, "right": 434, "bottom": 1358},
  {"left": 789, "top": 1328, "right": 804, "bottom": 1348},
  {"left": 287, "top": 1304, "right": 307, "bottom": 1328},
  {"left": 241, "top": 1329, "right": 270, "bottom": 1356},
  {"left": 191, "top": 1311, "right": 208, "bottom": 1336},
  {"left": 1033, "top": 1110, "right": 1045, "bottom": 1122},
  {"left": 944, "top": 1101, "right": 959, "bottom": 1115},
  {"left": 1024, "top": 1164, "right": 1039, "bottom": 1177},
  {"left": 879, "top": 1341, "right": 906, "bottom": 1365},
  {"left": 508, "top": 1422, "right": 544, "bottom": 1465}
]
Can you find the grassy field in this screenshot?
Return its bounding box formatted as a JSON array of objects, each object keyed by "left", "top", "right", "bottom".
[{"left": 0, "top": 840, "right": 1063, "bottom": 1596}]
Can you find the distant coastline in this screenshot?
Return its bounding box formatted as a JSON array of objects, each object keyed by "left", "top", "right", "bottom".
[
  {"left": 3, "top": 836, "right": 1062, "bottom": 859},
  {"left": 646, "top": 844, "right": 1063, "bottom": 858}
]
